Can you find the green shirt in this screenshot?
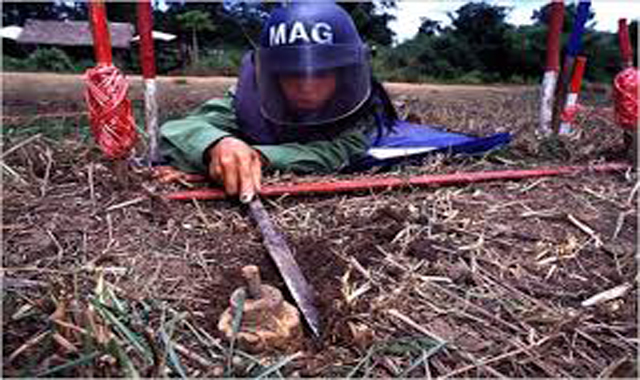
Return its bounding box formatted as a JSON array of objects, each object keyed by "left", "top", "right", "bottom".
[{"left": 159, "top": 90, "right": 377, "bottom": 174}]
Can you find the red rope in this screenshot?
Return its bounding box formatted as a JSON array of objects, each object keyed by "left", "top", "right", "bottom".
[
  {"left": 613, "top": 67, "right": 639, "bottom": 131},
  {"left": 85, "top": 64, "right": 138, "bottom": 159}
]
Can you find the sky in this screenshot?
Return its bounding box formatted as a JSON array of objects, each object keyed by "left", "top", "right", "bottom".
[{"left": 388, "top": 0, "right": 640, "bottom": 44}]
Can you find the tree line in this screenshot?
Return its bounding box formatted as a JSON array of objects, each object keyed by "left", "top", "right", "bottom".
[
  {"left": 2, "top": 1, "right": 636, "bottom": 83},
  {"left": 378, "top": 2, "right": 637, "bottom": 84}
]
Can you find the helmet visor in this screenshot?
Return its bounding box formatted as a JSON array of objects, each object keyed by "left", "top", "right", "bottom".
[{"left": 257, "top": 44, "right": 371, "bottom": 125}]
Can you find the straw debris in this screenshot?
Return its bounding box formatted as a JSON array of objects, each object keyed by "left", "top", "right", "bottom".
[{"left": 3, "top": 85, "right": 637, "bottom": 377}]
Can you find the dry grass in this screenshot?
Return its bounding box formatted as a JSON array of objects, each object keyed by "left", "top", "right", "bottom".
[{"left": 2, "top": 83, "right": 638, "bottom": 377}]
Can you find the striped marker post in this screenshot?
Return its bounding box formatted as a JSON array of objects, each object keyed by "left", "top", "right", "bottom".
[
  {"left": 559, "top": 56, "right": 587, "bottom": 135},
  {"left": 539, "top": 0, "right": 564, "bottom": 136},
  {"left": 137, "top": 0, "right": 159, "bottom": 165},
  {"left": 618, "top": 18, "right": 633, "bottom": 69},
  {"left": 551, "top": 0, "right": 591, "bottom": 135}
]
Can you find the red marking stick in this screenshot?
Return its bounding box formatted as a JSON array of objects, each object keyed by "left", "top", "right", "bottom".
[{"left": 165, "top": 163, "right": 630, "bottom": 201}]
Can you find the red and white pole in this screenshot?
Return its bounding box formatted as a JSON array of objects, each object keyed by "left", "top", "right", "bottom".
[
  {"left": 539, "top": 0, "right": 564, "bottom": 136},
  {"left": 137, "top": 0, "right": 159, "bottom": 164},
  {"left": 85, "top": 0, "right": 137, "bottom": 162},
  {"left": 559, "top": 56, "right": 587, "bottom": 135}
]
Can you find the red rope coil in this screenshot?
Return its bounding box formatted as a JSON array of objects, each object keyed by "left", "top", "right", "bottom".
[
  {"left": 613, "top": 67, "right": 639, "bottom": 131},
  {"left": 85, "top": 64, "right": 138, "bottom": 159}
]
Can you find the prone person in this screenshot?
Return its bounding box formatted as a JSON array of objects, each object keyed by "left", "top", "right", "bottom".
[{"left": 159, "top": 2, "right": 397, "bottom": 202}]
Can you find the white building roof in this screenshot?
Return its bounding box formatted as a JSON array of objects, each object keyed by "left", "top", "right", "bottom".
[
  {"left": 131, "top": 31, "right": 176, "bottom": 42},
  {"left": 1, "top": 26, "right": 23, "bottom": 40}
]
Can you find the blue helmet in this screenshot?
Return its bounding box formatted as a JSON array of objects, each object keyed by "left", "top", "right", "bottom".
[{"left": 256, "top": 1, "right": 372, "bottom": 125}]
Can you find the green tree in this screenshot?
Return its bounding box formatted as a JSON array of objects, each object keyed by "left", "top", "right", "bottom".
[
  {"left": 449, "top": 2, "right": 514, "bottom": 79},
  {"left": 339, "top": 2, "right": 396, "bottom": 47},
  {"left": 28, "top": 48, "right": 75, "bottom": 72},
  {"left": 177, "top": 10, "right": 215, "bottom": 64},
  {"left": 105, "top": 2, "right": 137, "bottom": 24},
  {"left": 1, "top": 1, "right": 89, "bottom": 25},
  {"left": 418, "top": 18, "right": 442, "bottom": 36},
  {"left": 531, "top": 2, "right": 596, "bottom": 31}
]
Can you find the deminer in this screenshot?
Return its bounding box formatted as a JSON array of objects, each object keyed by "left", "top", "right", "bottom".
[{"left": 159, "top": 1, "right": 398, "bottom": 202}]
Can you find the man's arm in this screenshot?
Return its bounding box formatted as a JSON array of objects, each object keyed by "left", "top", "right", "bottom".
[
  {"left": 160, "top": 96, "right": 238, "bottom": 173},
  {"left": 161, "top": 93, "right": 376, "bottom": 175},
  {"left": 254, "top": 123, "right": 373, "bottom": 173}
]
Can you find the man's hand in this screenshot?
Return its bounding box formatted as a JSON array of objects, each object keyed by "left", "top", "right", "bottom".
[{"left": 208, "top": 137, "right": 262, "bottom": 202}]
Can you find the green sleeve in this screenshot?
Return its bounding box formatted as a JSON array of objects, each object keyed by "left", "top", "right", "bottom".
[
  {"left": 160, "top": 91, "right": 376, "bottom": 174},
  {"left": 254, "top": 119, "right": 374, "bottom": 174},
  {"left": 159, "top": 94, "right": 239, "bottom": 173}
]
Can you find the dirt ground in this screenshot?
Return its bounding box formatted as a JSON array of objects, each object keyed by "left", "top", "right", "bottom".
[{"left": 2, "top": 73, "right": 638, "bottom": 378}]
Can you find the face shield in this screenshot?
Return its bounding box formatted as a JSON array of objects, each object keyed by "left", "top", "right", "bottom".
[{"left": 257, "top": 43, "right": 372, "bottom": 126}]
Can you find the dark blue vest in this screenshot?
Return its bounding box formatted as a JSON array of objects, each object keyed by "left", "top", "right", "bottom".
[{"left": 233, "top": 52, "right": 395, "bottom": 145}]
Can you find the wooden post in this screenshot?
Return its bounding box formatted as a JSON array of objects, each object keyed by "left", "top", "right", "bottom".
[
  {"left": 550, "top": 0, "right": 591, "bottom": 135},
  {"left": 559, "top": 56, "right": 587, "bottom": 135},
  {"left": 618, "top": 18, "right": 633, "bottom": 68},
  {"left": 88, "top": 0, "right": 112, "bottom": 65},
  {"left": 539, "top": 0, "right": 564, "bottom": 136},
  {"left": 137, "top": 0, "right": 160, "bottom": 165}
]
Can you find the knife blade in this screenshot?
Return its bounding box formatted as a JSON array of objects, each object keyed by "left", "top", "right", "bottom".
[{"left": 247, "top": 198, "right": 321, "bottom": 338}]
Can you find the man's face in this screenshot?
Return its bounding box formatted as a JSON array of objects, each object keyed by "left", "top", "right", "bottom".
[{"left": 279, "top": 71, "right": 337, "bottom": 111}]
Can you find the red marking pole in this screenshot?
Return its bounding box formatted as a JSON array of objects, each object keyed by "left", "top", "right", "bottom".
[
  {"left": 559, "top": 56, "right": 587, "bottom": 135},
  {"left": 618, "top": 18, "right": 633, "bottom": 68},
  {"left": 551, "top": 0, "right": 591, "bottom": 136},
  {"left": 85, "top": 0, "right": 138, "bottom": 185},
  {"left": 88, "top": 0, "right": 112, "bottom": 65},
  {"left": 164, "top": 163, "right": 630, "bottom": 201},
  {"left": 539, "top": 0, "right": 564, "bottom": 136},
  {"left": 137, "top": 0, "right": 160, "bottom": 164},
  {"left": 138, "top": 0, "right": 156, "bottom": 79}
]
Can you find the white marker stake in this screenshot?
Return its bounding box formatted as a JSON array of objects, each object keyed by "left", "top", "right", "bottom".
[
  {"left": 540, "top": 71, "right": 559, "bottom": 136},
  {"left": 559, "top": 93, "right": 578, "bottom": 135},
  {"left": 137, "top": 0, "right": 159, "bottom": 164},
  {"left": 144, "top": 78, "right": 159, "bottom": 162},
  {"left": 538, "top": 0, "right": 564, "bottom": 137},
  {"left": 559, "top": 56, "right": 587, "bottom": 135}
]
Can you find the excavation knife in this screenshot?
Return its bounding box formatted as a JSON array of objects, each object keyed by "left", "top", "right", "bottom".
[{"left": 247, "top": 198, "right": 321, "bottom": 338}]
